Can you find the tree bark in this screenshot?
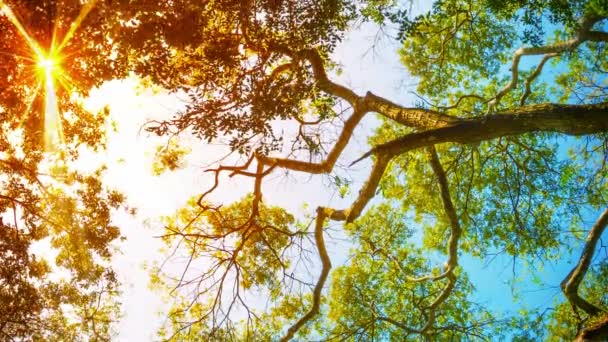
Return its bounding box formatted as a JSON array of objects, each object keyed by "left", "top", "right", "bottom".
[
  {"left": 357, "top": 102, "right": 608, "bottom": 162},
  {"left": 575, "top": 314, "right": 608, "bottom": 342}
]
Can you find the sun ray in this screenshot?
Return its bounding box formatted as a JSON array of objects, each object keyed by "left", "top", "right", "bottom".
[
  {"left": 55, "top": 77, "right": 76, "bottom": 95},
  {"left": 0, "top": 1, "right": 43, "bottom": 59},
  {"left": 55, "top": 70, "right": 82, "bottom": 94},
  {"left": 0, "top": 50, "right": 37, "bottom": 63},
  {"left": 1, "top": 0, "right": 99, "bottom": 154},
  {"left": 43, "top": 68, "right": 64, "bottom": 151},
  {"left": 17, "top": 81, "right": 42, "bottom": 129},
  {"left": 1, "top": 1, "right": 64, "bottom": 152},
  {"left": 56, "top": 0, "right": 99, "bottom": 53}
]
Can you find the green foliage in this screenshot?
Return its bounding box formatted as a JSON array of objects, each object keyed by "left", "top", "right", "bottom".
[
  {"left": 2, "top": 0, "right": 607, "bottom": 340},
  {"left": 96, "top": 0, "right": 606, "bottom": 339},
  {"left": 153, "top": 195, "right": 307, "bottom": 339},
  {"left": 103, "top": 0, "right": 357, "bottom": 154},
  {"left": 0, "top": 162, "right": 124, "bottom": 340},
  {"left": 327, "top": 204, "right": 498, "bottom": 340},
  {"left": 398, "top": 0, "right": 607, "bottom": 110},
  {"left": 152, "top": 140, "right": 190, "bottom": 175},
  {"left": 0, "top": 1, "right": 126, "bottom": 338}
]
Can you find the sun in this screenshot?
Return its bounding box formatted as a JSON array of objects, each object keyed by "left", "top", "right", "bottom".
[
  {"left": 38, "top": 57, "right": 57, "bottom": 74},
  {"left": 1, "top": 0, "right": 99, "bottom": 153}
]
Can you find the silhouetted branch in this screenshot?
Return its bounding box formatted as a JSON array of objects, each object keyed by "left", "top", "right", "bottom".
[{"left": 561, "top": 208, "right": 608, "bottom": 316}]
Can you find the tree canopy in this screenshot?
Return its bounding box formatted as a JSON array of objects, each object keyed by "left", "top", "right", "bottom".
[
  {"left": 1, "top": 0, "right": 607, "bottom": 340},
  {"left": 0, "top": 0, "right": 128, "bottom": 339}
]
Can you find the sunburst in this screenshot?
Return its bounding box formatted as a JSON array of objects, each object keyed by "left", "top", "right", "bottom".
[
  {"left": 0, "top": 0, "right": 99, "bottom": 152},
  {"left": 38, "top": 54, "right": 64, "bottom": 151}
]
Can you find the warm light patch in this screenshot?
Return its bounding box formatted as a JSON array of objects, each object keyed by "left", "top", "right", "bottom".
[
  {"left": 0, "top": 2, "right": 43, "bottom": 59},
  {"left": 1, "top": 0, "right": 99, "bottom": 153},
  {"left": 34, "top": 54, "right": 65, "bottom": 151},
  {"left": 38, "top": 57, "right": 56, "bottom": 73},
  {"left": 43, "top": 67, "right": 64, "bottom": 152}
]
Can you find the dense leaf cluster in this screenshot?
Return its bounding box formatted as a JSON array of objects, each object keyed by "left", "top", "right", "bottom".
[{"left": 1, "top": 0, "right": 607, "bottom": 340}]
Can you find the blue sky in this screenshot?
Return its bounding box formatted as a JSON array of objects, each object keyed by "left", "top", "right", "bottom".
[{"left": 69, "top": 1, "right": 608, "bottom": 340}]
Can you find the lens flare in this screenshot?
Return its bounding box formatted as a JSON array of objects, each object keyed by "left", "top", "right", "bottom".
[
  {"left": 38, "top": 57, "right": 56, "bottom": 73},
  {"left": 0, "top": 1, "right": 99, "bottom": 153},
  {"left": 34, "top": 53, "right": 64, "bottom": 151},
  {"left": 56, "top": 0, "right": 99, "bottom": 53},
  {"left": 41, "top": 57, "right": 64, "bottom": 151},
  {"left": 0, "top": 2, "right": 43, "bottom": 59}
]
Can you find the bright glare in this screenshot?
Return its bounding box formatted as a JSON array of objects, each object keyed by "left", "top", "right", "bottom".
[
  {"left": 1, "top": 0, "right": 98, "bottom": 154},
  {"left": 38, "top": 57, "right": 55, "bottom": 73},
  {"left": 43, "top": 69, "right": 64, "bottom": 152},
  {"left": 36, "top": 55, "right": 64, "bottom": 151}
]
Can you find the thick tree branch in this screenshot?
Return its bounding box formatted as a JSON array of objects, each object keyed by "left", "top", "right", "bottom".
[
  {"left": 561, "top": 208, "right": 608, "bottom": 316},
  {"left": 428, "top": 147, "right": 461, "bottom": 272},
  {"left": 575, "top": 315, "right": 608, "bottom": 341},
  {"left": 344, "top": 155, "right": 390, "bottom": 222},
  {"left": 354, "top": 102, "right": 608, "bottom": 164},
  {"left": 583, "top": 30, "right": 608, "bottom": 42},
  {"left": 275, "top": 46, "right": 461, "bottom": 130},
  {"left": 362, "top": 91, "right": 459, "bottom": 129}
]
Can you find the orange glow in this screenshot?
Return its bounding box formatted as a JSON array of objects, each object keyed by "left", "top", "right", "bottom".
[
  {"left": 0, "top": 1, "right": 43, "bottom": 59},
  {"left": 1, "top": 1, "right": 99, "bottom": 153},
  {"left": 56, "top": 0, "right": 99, "bottom": 53}
]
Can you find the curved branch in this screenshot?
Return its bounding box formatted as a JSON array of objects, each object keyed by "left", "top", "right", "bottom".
[
  {"left": 428, "top": 146, "right": 462, "bottom": 272},
  {"left": 279, "top": 157, "right": 391, "bottom": 339},
  {"left": 198, "top": 155, "right": 256, "bottom": 206},
  {"left": 519, "top": 53, "right": 559, "bottom": 106},
  {"left": 490, "top": 14, "right": 607, "bottom": 108},
  {"left": 407, "top": 146, "right": 462, "bottom": 282},
  {"left": 281, "top": 206, "right": 332, "bottom": 341},
  {"left": 561, "top": 208, "right": 608, "bottom": 316},
  {"left": 376, "top": 315, "right": 421, "bottom": 334},
  {"left": 389, "top": 147, "right": 461, "bottom": 334},
  {"left": 421, "top": 273, "right": 458, "bottom": 336},
  {"left": 273, "top": 45, "right": 460, "bottom": 130},
  {"left": 345, "top": 155, "right": 390, "bottom": 222},
  {"left": 256, "top": 107, "right": 366, "bottom": 174}
]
